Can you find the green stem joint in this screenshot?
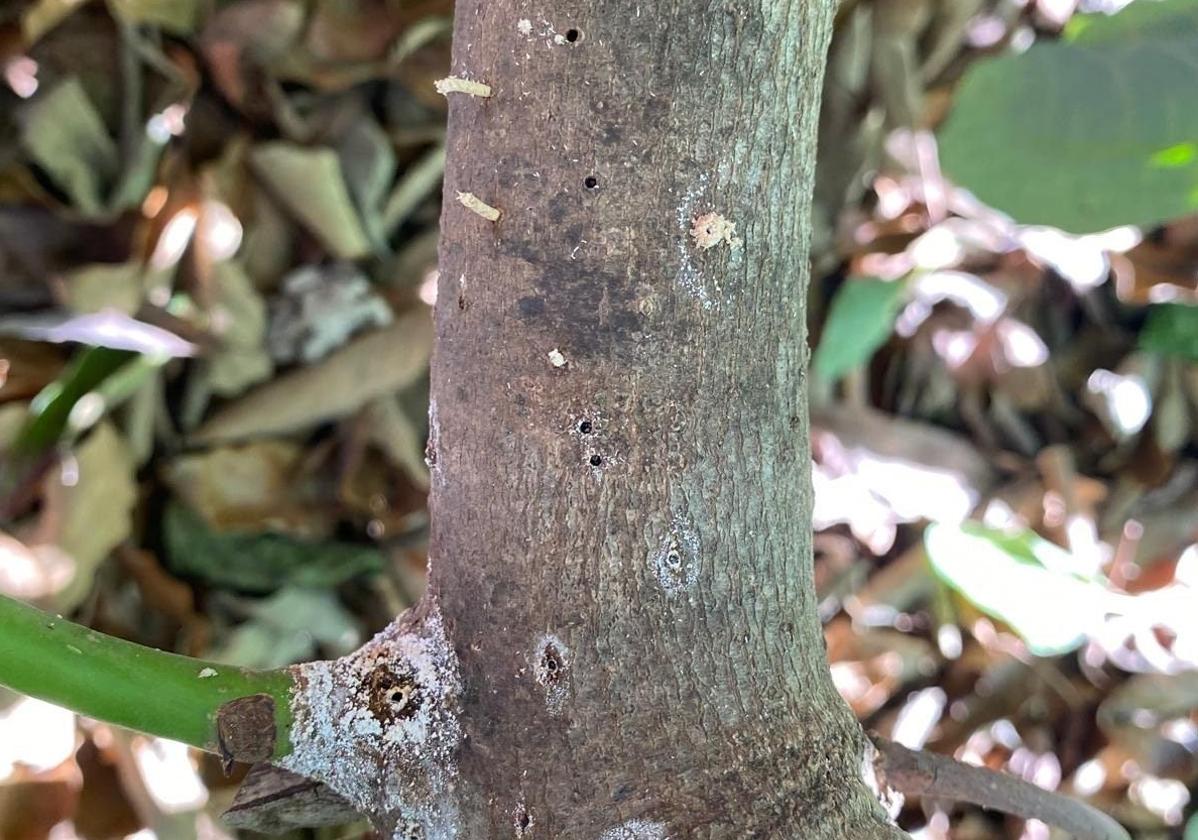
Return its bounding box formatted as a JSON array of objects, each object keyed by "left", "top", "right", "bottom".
[{"left": 0, "top": 593, "right": 295, "bottom": 760}]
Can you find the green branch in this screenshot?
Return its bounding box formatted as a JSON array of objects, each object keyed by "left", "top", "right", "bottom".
[{"left": 0, "top": 594, "right": 295, "bottom": 759}]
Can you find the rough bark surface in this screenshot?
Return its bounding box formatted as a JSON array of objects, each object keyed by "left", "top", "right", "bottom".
[{"left": 419, "top": 1, "right": 904, "bottom": 837}]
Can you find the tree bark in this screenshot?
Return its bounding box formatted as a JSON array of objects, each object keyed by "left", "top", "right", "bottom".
[{"left": 279, "top": 2, "right": 904, "bottom": 837}]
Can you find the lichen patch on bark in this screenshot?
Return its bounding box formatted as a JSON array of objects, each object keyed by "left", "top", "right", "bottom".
[
  {"left": 673, "top": 176, "right": 713, "bottom": 308},
  {"left": 424, "top": 399, "right": 441, "bottom": 474},
  {"left": 597, "top": 820, "right": 668, "bottom": 840},
  {"left": 281, "top": 606, "right": 463, "bottom": 839},
  {"left": 861, "top": 739, "right": 904, "bottom": 822},
  {"left": 649, "top": 518, "right": 700, "bottom": 598}
]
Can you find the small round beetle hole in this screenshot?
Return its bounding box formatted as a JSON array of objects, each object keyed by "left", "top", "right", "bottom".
[
  {"left": 589, "top": 454, "right": 603, "bottom": 467},
  {"left": 578, "top": 420, "right": 593, "bottom": 434},
  {"left": 584, "top": 175, "right": 598, "bottom": 190},
  {"left": 565, "top": 28, "right": 580, "bottom": 42},
  {"left": 537, "top": 642, "right": 565, "bottom": 686}
]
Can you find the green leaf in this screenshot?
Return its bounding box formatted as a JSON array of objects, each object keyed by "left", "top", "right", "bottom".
[
  {"left": 107, "top": 0, "right": 200, "bottom": 33},
  {"left": 250, "top": 143, "right": 372, "bottom": 259},
  {"left": 939, "top": 0, "right": 1198, "bottom": 233},
  {"left": 21, "top": 79, "right": 119, "bottom": 215},
  {"left": 64, "top": 262, "right": 152, "bottom": 315},
  {"left": 337, "top": 118, "right": 397, "bottom": 251},
  {"left": 924, "top": 522, "right": 1113, "bottom": 656},
  {"left": 52, "top": 422, "right": 139, "bottom": 611},
  {"left": 210, "top": 587, "right": 360, "bottom": 669},
  {"left": 162, "top": 501, "right": 384, "bottom": 593},
  {"left": 812, "top": 276, "right": 906, "bottom": 383},
  {"left": 1140, "top": 302, "right": 1198, "bottom": 360},
  {"left": 1184, "top": 811, "right": 1198, "bottom": 840},
  {"left": 14, "top": 346, "right": 136, "bottom": 456},
  {"left": 20, "top": 0, "right": 88, "bottom": 44},
  {"left": 205, "top": 262, "right": 273, "bottom": 397}
]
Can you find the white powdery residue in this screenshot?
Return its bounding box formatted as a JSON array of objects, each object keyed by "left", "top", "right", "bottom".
[
  {"left": 598, "top": 820, "right": 669, "bottom": 840},
  {"left": 530, "top": 634, "right": 571, "bottom": 716},
  {"left": 674, "top": 176, "right": 713, "bottom": 309},
  {"left": 197, "top": 667, "right": 218, "bottom": 679},
  {"left": 650, "top": 517, "right": 700, "bottom": 597},
  {"left": 424, "top": 398, "right": 440, "bottom": 473},
  {"left": 861, "top": 740, "right": 903, "bottom": 823},
  {"left": 281, "top": 606, "right": 463, "bottom": 839},
  {"left": 517, "top": 18, "right": 533, "bottom": 35}
]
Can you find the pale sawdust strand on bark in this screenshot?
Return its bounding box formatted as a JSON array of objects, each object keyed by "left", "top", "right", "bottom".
[
  {"left": 434, "top": 76, "right": 492, "bottom": 98},
  {"left": 456, "top": 191, "right": 501, "bottom": 222}
]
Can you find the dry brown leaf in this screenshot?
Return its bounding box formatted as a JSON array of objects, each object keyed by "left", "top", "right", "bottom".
[
  {"left": 194, "top": 308, "right": 431, "bottom": 443},
  {"left": 164, "top": 440, "right": 334, "bottom": 537}
]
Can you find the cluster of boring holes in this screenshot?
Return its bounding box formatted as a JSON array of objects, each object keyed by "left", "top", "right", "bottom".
[{"left": 364, "top": 664, "right": 422, "bottom": 724}]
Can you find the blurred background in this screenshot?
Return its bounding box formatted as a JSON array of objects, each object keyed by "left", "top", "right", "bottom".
[{"left": 0, "top": 0, "right": 1195, "bottom": 838}]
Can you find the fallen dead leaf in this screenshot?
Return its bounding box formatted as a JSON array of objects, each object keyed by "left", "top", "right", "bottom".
[{"left": 194, "top": 308, "right": 431, "bottom": 443}]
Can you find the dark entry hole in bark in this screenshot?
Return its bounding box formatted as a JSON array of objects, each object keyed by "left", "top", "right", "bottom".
[
  {"left": 364, "top": 664, "right": 422, "bottom": 723},
  {"left": 589, "top": 454, "right": 603, "bottom": 467},
  {"left": 578, "top": 419, "right": 593, "bottom": 434},
  {"left": 565, "top": 28, "right": 580, "bottom": 42},
  {"left": 514, "top": 806, "right": 533, "bottom": 835},
  {"left": 537, "top": 644, "right": 564, "bottom": 685},
  {"left": 664, "top": 544, "right": 683, "bottom": 571},
  {"left": 584, "top": 175, "right": 598, "bottom": 189}
]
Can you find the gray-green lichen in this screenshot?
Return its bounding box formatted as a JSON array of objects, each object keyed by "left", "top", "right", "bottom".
[{"left": 281, "top": 604, "right": 462, "bottom": 839}]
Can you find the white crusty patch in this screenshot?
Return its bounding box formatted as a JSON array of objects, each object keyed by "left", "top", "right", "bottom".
[
  {"left": 673, "top": 176, "right": 743, "bottom": 308},
  {"left": 598, "top": 820, "right": 669, "bottom": 840},
  {"left": 424, "top": 398, "right": 441, "bottom": 475},
  {"left": 860, "top": 740, "right": 904, "bottom": 822},
  {"left": 649, "top": 517, "right": 700, "bottom": 598},
  {"left": 674, "top": 176, "right": 710, "bottom": 308},
  {"left": 281, "top": 607, "right": 463, "bottom": 839}
]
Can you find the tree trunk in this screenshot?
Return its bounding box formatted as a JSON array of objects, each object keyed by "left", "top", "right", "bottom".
[{"left": 279, "top": 2, "right": 904, "bottom": 837}]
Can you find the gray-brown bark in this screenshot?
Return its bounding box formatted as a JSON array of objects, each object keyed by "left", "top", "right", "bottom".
[
  {"left": 272, "top": 2, "right": 907, "bottom": 838},
  {"left": 422, "top": 1, "right": 901, "bottom": 837}
]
